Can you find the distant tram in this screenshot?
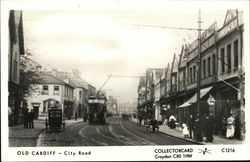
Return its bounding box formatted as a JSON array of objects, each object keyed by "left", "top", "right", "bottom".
[{"left": 87, "top": 94, "right": 107, "bottom": 124}]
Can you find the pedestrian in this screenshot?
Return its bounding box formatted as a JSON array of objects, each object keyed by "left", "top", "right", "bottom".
[
  {"left": 28, "top": 109, "right": 34, "bottom": 129},
  {"left": 138, "top": 115, "right": 143, "bottom": 125},
  {"left": 200, "top": 113, "right": 207, "bottom": 138},
  {"left": 23, "top": 108, "right": 28, "bottom": 128},
  {"left": 205, "top": 113, "right": 215, "bottom": 142},
  {"left": 188, "top": 114, "right": 195, "bottom": 139},
  {"left": 75, "top": 111, "right": 78, "bottom": 121},
  {"left": 8, "top": 106, "right": 13, "bottom": 126},
  {"left": 168, "top": 114, "right": 176, "bottom": 129},
  {"left": 234, "top": 112, "right": 241, "bottom": 139},
  {"left": 194, "top": 114, "right": 203, "bottom": 142},
  {"left": 221, "top": 117, "right": 227, "bottom": 136},
  {"left": 151, "top": 118, "right": 159, "bottom": 133},
  {"left": 182, "top": 123, "right": 189, "bottom": 138},
  {"left": 226, "top": 113, "right": 235, "bottom": 139}
]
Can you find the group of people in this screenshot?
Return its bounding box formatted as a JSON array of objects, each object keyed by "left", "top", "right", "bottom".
[
  {"left": 138, "top": 112, "right": 237, "bottom": 141},
  {"left": 191, "top": 113, "right": 215, "bottom": 142},
  {"left": 23, "top": 108, "right": 35, "bottom": 129},
  {"left": 181, "top": 113, "right": 236, "bottom": 142}
]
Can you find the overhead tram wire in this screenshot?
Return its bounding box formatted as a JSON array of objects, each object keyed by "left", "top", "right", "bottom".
[
  {"left": 111, "top": 75, "right": 142, "bottom": 78},
  {"left": 97, "top": 74, "right": 142, "bottom": 94},
  {"left": 120, "top": 23, "right": 207, "bottom": 31}
]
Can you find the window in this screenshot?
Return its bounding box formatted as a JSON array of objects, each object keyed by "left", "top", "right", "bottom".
[
  {"left": 212, "top": 54, "right": 216, "bottom": 75},
  {"left": 189, "top": 67, "right": 193, "bottom": 83},
  {"left": 227, "top": 44, "right": 231, "bottom": 72},
  {"left": 208, "top": 57, "right": 211, "bottom": 76},
  {"left": 43, "top": 85, "right": 49, "bottom": 94},
  {"left": 171, "top": 76, "right": 176, "bottom": 92},
  {"left": 234, "top": 40, "right": 238, "bottom": 69},
  {"left": 79, "top": 91, "right": 82, "bottom": 99},
  {"left": 54, "top": 86, "right": 59, "bottom": 95},
  {"left": 203, "top": 59, "right": 206, "bottom": 78},
  {"left": 13, "top": 53, "right": 18, "bottom": 81},
  {"left": 183, "top": 71, "right": 186, "bottom": 87},
  {"left": 221, "top": 48, "right": 225, "bottom": 73},
  {"left": 13, "top": 59, "right": 18, "bottom": 81},
  {"left": 193, "top": 66, "right": 196, "bottom": 82}
]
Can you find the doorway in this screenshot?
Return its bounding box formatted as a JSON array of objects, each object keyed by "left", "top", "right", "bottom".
[{"left": 33, "top": 106, "right": 39, "bottom": 119}]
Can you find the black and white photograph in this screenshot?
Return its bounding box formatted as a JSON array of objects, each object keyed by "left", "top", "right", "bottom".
[{"left": 1, "top": 0, "right": 250, "bottom": 161}]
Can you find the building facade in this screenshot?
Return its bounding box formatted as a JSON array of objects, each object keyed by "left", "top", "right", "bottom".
[
  {"left": 48, "top": 69, "right": 90, "bottom": 119},
  {"left": 26, "top": 72, "right": 74, "bottom": 119},
  {"left": 153, "top": 70, "right": 162, "bottom": 121},
  {"left": 8, "top": 10, "right": 25, "bottom": 125},
  {"left": 107, "top": 96, "right": 118, "bottom": 114},
  {"left": 138, "top": 10, "right": 245, "bottom": 139},
  {"left": 214, "top": 10, "right": 244, "bottom": 138}
]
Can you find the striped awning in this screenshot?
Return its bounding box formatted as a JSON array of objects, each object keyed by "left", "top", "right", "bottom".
[{"left": 178, "top": 86, "right": 213, "bottom": 108}]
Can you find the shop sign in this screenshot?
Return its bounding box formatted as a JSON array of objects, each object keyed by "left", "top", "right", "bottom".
[
  {"left": 207, "top": 94, "right": 215, "bottom": 106},
  {"left": 32, "top": 103, "right": 41, "bottom": 107}
]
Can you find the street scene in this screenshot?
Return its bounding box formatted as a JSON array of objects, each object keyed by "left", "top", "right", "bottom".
[{"left": 8, "top": 7, "right": 245, "bottom": 147}]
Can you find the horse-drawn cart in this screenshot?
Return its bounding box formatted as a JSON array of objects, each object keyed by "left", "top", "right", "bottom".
[{"left": 45, "top": 108, "right": 65, "bottom": 132}]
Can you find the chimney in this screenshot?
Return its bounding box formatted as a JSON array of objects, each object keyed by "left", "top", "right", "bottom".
[
  {"left": 72, "top": 69, "right": 81, "bottom": 78},
  {"left": 51, "top": 68, "right": 57, "bottom": 77}
]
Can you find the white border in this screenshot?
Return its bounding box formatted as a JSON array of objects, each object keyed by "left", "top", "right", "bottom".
[{"left": 1, "top": 0, "right": 250, "bottom": 161}]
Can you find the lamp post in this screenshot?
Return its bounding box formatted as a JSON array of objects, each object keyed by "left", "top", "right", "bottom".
[{"left": 197, "top": 9, "right": 202, "bottom": 115}]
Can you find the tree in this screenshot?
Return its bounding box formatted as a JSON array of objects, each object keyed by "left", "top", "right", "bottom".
[{"left": 19, "top": 49, "right": 42, "bottom": 99}]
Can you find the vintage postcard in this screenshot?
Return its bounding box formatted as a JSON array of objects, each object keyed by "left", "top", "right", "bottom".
[{"left": 1, "top": 0, "right": 250, "bottom": 161}]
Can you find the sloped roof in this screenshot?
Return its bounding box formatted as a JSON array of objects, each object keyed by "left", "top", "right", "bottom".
[
  {"left": 38, "top": 72, "right": 66, "bottom": 85},
  {"left": 151, "top": 68, "right": 164, "bottom": 84},
  {"left": 54, "top": 71, "right": 77, "bottom": 88},
  {"left": 71, "top": 78, "right": 89, "bottom": 90},
  {"left": 166, "top": 63, "right": 171, "bottom": 79},
  {"left": 171, "top": 53, "right": 179, "bottom": 73},
  {"left": 223, "top": 10, "right": 237, "bottom": 26},
  {"left": 179, "top": 45, "right": 188, "bottom": 68}
]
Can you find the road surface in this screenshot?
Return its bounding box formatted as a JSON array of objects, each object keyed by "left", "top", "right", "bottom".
[{"left": 37, "top": 116, "right": 195, "bottom": 146}]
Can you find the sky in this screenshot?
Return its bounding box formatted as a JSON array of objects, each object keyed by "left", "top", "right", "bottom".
[{"left": 21, "top": 1, "right": 246, "bottom": 103}]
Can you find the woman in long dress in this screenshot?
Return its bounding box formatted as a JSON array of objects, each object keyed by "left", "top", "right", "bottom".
[
  {"left": 226, "top": 114, "right": 235, "bottom": 139},
  {"left": 169, "top": 115, "right": 176, "bottom": 129},
  {"left": 182, "top": 123, "right": 189, "bottom": 138}
]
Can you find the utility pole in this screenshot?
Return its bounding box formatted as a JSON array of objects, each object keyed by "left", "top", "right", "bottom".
[{"left": 197, "top": 9, "right": 202, "bottom": 115}]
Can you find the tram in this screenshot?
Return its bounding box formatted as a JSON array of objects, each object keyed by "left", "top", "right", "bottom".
[{"left": 87, "top": 94, "right": 107, "bottom": 124}]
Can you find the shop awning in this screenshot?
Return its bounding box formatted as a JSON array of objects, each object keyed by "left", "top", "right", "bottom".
[{"left": 178, "top": 86, "right": 213, "bottom": 108}]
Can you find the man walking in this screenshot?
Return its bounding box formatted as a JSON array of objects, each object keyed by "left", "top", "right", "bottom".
[
  {"left": 151, "top": 118, "right": 159, "bottom": 133},
  {"left": 205, "top": 113, "right": 215, "bottom": 142},
  {"left": 28, "top": 109, "right": 34, "bottom": 129},
  {"left": 23, "top": 108, "right": 28, "bottom": 128},
  {"left": 194, "top": 114, "right": 203, "bottom": 142},
  {"left": 75, "top": 111, "right": 78, "bottom": 121}
]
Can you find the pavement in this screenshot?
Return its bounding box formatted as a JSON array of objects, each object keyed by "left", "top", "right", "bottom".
[
  {"left": 9, "top": 119, "right": 46, "bottom": 147},
  {"left": 130, "top": 117, "right": 244, "bottom": 145},
  {"left": 8, "top": 119, "right": 82, "bottom": 147}
]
